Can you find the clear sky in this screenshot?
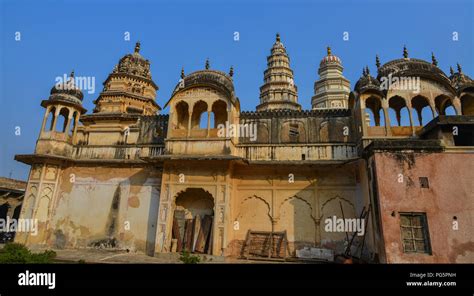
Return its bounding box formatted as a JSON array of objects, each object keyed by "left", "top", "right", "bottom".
[{"left": 0, "top": 0, "right": 473, "bottom": 180}]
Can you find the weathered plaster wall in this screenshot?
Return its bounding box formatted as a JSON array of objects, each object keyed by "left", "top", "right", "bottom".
[
  {"left": 18, "top": 165, "right": 162, "bottom": 254},
  {"left": 373, "top": 152, "right": 474, "bottom": 263},
  {"left": 227, "top": 163, "right": 366, "bottom": 257}
]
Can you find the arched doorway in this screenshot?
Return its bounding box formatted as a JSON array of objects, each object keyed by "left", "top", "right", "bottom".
[{"left": 172, "top": 188, "right": 214, "bottom": 254}]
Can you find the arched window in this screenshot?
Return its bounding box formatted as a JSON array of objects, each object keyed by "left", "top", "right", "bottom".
[
  {"left": 411, "top": 96, "right": 433, "bottom": 126},
  {"left": 388, "top": 96, "right": 409, "bottom": 126},
  {"left": 191, "top": 101, "right": 208, "bottom": 129},
  {"left": 461, "top": 93, "right": 474, "bottom": 115},
  {"left": 56, "top": 107, "right": 69, "bottom": 132},
  {"left": 45, "top": 107, "right": 56, "bottom": 131},
  {"left": 435, "top": 95, "right": 455, "bottom": 115},
  {"left": 365, "top": 96, "right": 383, "bottom": 126},
  {"left": 212, "top": 100, "right": 227, "bottom": 128},
  {"left": 175, "top": 101, "right": 189, "bottom": 129}
]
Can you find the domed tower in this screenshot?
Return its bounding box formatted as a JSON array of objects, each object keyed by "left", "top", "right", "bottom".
[
  {"left": 312, "top": 47, "right": 350, "bottom": 109},
  {"left": 36, "top": 71, "right": 87, "bottom": 156},
  {"left": 94, "top": 41, "right": 160, "bottom": 115},
  {"left": 256, "top": 33, "right": 300, "bottom": 111}
]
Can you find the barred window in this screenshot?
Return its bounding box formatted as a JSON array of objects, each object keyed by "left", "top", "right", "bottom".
[{"left": 400, "top": 213, "right": 431, "bottom": 254}]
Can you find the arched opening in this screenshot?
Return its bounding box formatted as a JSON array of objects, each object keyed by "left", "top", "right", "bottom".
[
  {"left": 191, "top": 101, "right": 208, "bottom": 129},
  {"left": 461, "top": 94, "right": 474, "bottom": 115},
  {"left": 388, "top": 96, "right": 409, "bottom": 126},
  {"left": 445, "top": 106, "right": 456, "bottom": 115},
  {"left": 435, "top": 95, "right": 455, "bottom": 115},
  {"left": 212, "top": 100, "right": 227, "bottom": 128},
  {"left": 56, "top": 107, "right": 69, "bottom": 133},
  {"left": 365, "top": 96, "right": 383, "bottom": 126},
  {"left": 172, "top": 188, "right": 214, "bottom": 254},
  {"left": 175, "top": 101, "right": 189, "bottom": 129},
  {"left": 411, "top": 95, "right": 433, "bottom": 126},
  {"left": 44, "top": 107, "right": 56, "bottom": 131}
]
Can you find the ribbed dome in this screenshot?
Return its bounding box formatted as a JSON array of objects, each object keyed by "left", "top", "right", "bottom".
[{"left": 320, "top": 53, "right": 342, "bottom": 67}]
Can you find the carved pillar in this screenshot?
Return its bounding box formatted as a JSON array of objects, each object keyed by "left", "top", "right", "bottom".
[
  {"left": 51, "top": 107, "right": 60, "bottom": 132},
  {"left": 40, "top": 106, "right": 51, "bottom": 132},
  {"left": 206, "top": 110, "right": 211, "bottom": 137},
  {"left": 187, "top": 111, "right": 192, "bottom": 137}
]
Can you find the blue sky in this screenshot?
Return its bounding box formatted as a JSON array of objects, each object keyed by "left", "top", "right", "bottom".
[{"left": 0, "top": 0, "right": 473, "bottom": 180}]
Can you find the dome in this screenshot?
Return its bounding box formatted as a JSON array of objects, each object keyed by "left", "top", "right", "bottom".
[
  {"left": 114, "top": 42, "right": 152, "bottom": 79},
  {"left": 377, "top": 57, "right": 454, "bottom": 93},
  {"left": 449, "top": 64, "right": 474, "bottom": 92},
  {"left": 355, "top": 67, "right": 381, "bottom": 94},
  {"left": 48, "top": 71, "right": 83, "bottom": 105},
  {"left": 320, "top": 47, "right": 342, "bottom": 67},
  {"left": 167, "top": 61, "right": 237, "bottom": 107}
]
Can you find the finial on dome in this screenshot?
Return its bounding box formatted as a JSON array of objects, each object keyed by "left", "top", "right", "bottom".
[
  {"left": 70, "top": 70, "right": 75, "bottom": 78},
  {"left": 135, "top": 41, "right": 141, "bottom": 53},
  {"left": 327, "top": 46, "right": 332, "bottom": 56},
  {"left": 457, "top": 63, "right": 462, "bottom": 73},
  {"left": 376, "top": 54, "right": 381, "bottom": 68},
  {"left": 365, "top": 66, "right": 370, "bottom": 76},
  {"left": 403, "top": 45, "right": 408, "bottom": 58},
  {"left": 431, "top": 52, "right": 438, "bottom": 66},
  {"left": 450, "top": 66, "right": 454, "bottom": 76},
  {"left": 181, "top": 67, "right": 185, "bottom": 79},
  {"left": 205, "top": 58, "right": 210, "bottom": 69},
  {"left": 362, "top": 67, "right": 367, "bottom": 77},
  {"left": 229, "top": 65, "right": 234, "bottom": 77},
  {"left": 276, "top": 33, "right": 280, "bottom": 42}
]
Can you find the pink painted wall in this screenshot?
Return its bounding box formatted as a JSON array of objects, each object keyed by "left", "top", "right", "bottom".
[{"left": 373, "top": 152, "right": 474, "bottom": 263}]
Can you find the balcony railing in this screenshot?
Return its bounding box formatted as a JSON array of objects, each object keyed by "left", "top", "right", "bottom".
[
  {"left": 236, "top": 144, "right": 357, "bottom": 161},
  {"left": 73, "top": 145, "right": 165, "bottom": 160}
]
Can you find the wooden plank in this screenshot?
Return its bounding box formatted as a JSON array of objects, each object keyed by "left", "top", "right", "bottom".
[
  {"left": 195, "top": 215, "right": 213, "bottom": 253},
  {"left": 183, "top": 219, "right": 194, "bottom": 252},
  {"left": 192, "top": 215, "right": 202, "bottom": 252},
  {"left": 171, "top": 216, "right": 182, "bottom": 252}
]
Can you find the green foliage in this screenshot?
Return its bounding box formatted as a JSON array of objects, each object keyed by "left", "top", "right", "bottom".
[
  {"left": 0, "top": 243, "right": 56, "bottom": 263},
  {"left": 179, "top": 251, "right": 200, "bottom": 264}
]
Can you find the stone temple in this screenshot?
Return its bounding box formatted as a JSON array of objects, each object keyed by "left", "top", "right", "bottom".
[{"left": 14, "top": 35, "right": 474, "bottom": 263}]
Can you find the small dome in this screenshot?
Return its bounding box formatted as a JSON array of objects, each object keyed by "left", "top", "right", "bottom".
[
  {"left": 320, "top": 47, "right": 342, "bottom": 67},
  {"left": 355, "top": 72, "right": 381, "bottom": 94},
  {"left": 449, "top": 64, "right": 474, "bottom": 92},
  {"left": 114, "top": 42, "right": 152, "bottom": 79},
  {"left": 49, "top": 71, "right": 83, "bottom": 104}
]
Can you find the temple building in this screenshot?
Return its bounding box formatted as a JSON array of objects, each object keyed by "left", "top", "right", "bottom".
[{"left": 14, "top": 34, "right": 474, "bottom": 263}]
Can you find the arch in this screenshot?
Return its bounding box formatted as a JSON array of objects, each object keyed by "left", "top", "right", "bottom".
[
  {"left": 435, "top": 95, "right": 456, "bottom": 115},
  {"left": 56, "top": 107, "right": 69, "bottom": 132},
  {"left": 460, "top": 94, "right": 474, "bottom": 115},
  {"left": 44, "top": 107, "right": 56, "bottom": 131},
  {"left": 172, "top": 188, "right": 215, "bottom": 253},
  {"left": 365, "top": 96, "right": 383, "bottom": 126},
  {"left": 191, "top": 101, "right": 208, "bottom": 129},
  {"left": 411, "top": 95, "right": 433, "bottom": 126},
  {"left": 212, "top": 100, "right": 227, "bottom": 128},
  {"left": 388, "top": 95, "right": 409, "bottom": 126},
  {"left": 174, "top": 101, "right": 189, "bottom": 129},
  {"left": 275, "top": 196, "right": 316, "bottom": 244},
  {"left": 23, "top": 186, "right": 38, "bottom": 219}
]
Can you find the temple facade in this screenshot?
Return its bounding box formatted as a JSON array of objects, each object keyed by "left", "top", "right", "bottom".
[{"left": 14, "top": 35, "right": 474, "bottom": 263}]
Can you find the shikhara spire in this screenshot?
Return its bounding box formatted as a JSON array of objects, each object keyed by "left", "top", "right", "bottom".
[{"left": 256, "top": 33, "right": 300, "bottom": 111}]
